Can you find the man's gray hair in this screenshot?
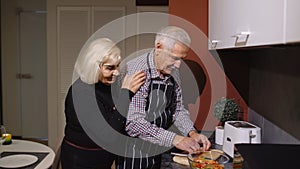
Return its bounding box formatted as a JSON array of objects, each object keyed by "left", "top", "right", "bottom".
[{"left": 155, "top": 26, "right": 191, "bottom": 49}]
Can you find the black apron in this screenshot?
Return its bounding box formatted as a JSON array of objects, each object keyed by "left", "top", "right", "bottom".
[{"left": 117, "top": 53, "right": 177, "bottom": 169}]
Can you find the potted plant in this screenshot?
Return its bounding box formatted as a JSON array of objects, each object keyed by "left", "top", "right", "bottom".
[
  {"left": 213, "top": 97, "right": 240, "bottom": 126},
  {"left": 213, "top": 97, "right": 240, "bottom": 145}
]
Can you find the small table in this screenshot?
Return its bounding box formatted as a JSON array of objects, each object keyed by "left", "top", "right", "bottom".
[{"left": 0, "top": 139, "right": 55, "bottom": 169}]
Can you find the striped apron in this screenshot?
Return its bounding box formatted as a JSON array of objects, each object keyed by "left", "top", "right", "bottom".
[{"left": 117, "top": 54, "right": 177, "bottom": 169}]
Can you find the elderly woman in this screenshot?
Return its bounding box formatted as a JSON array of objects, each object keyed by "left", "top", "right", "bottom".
[{"left": 61, "top": 38, "right": 145, "bottom": 169}]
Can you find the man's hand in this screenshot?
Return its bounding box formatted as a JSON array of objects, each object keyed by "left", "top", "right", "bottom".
[
  {"left": 172, "top": 135, "right": 201, "bottom": 153},
  {"left": 188, "top": 130, "right": 211, "bottom": 151}
]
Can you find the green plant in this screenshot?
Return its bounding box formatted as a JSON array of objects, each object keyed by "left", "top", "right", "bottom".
[{"left": 213, "top": 97, "right": 239, "bottom": 124}]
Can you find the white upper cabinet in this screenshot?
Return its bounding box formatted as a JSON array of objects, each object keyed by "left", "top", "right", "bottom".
[
  {"left": 209, "top": 0, "right": 300, "bottom": 49},
  {"left": 286, "top": 0, "right": 300, "bottom": 43}
]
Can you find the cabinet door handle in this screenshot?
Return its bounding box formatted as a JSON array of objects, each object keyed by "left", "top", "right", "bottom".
[
  {"left": 233, "top": 32, "right": 250, "bottom": 46},
  {"left": 210, "top": 40, "right": 219, "bottom": 48}
]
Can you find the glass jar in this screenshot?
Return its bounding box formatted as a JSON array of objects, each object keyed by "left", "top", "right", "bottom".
[{"left": 233, "top": 152, "right": 244, "bottom": 169}]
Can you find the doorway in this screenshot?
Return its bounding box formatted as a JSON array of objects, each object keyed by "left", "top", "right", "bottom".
[{"left": 18, "top": 10, "right": 47, "bottom": 139}]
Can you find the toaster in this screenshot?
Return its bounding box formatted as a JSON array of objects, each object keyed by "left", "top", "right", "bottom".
[{"left": 222, "top": 121, "right": 261, "bottom": 157}]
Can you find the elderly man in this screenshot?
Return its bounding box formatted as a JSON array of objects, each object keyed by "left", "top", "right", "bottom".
[{"left": 117, "top": 26, "right": 211, "bottom": 169}]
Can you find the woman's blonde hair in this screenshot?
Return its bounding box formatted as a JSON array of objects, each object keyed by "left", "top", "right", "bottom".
[{"left": 74, "top": 38, "right": 121, "bottom": 84}]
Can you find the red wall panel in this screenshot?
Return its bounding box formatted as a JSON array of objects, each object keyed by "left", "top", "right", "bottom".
[{"left": 169, "top": 0, "right": 248, "bottom": 130}]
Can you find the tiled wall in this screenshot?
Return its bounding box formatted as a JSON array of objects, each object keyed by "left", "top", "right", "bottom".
[
  {"left": 248, "top": 44, "right": 300, "bottom": 141},
  {"left": 249, "top": 108, "right": 300, "bottom": 144}
]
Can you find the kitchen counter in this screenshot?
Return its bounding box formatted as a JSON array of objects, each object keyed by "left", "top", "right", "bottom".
[
  {"left": 160, "top": 130, "right": 232, "bottom": 168},
  {"left": 236, "top": 143, "right": 300, "bottom": 169},
  {"left": 162, "top": 141, "right": 300, "bottom": 169},
  {"left": 161, "top": 144, "right": 233, "bottom": 169}
]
